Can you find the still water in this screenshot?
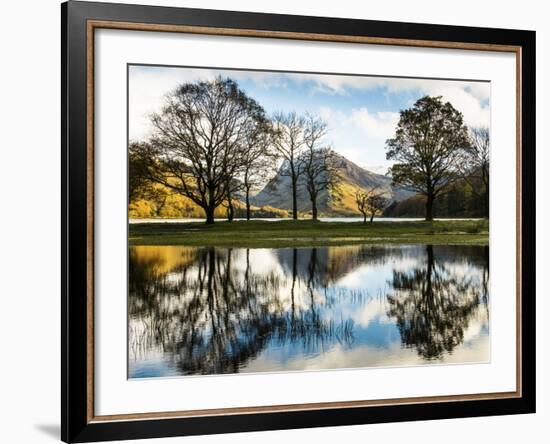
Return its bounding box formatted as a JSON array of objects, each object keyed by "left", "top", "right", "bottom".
[{"left": 129, "top": 244, "right": 489, "bottom": 378}]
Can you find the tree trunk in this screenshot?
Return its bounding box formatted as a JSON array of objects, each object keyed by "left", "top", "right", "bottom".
[
  {"left": 226, "top": 191, "right": 234, "bottom": 222},
  {"left": 363, "top": 213, "right": 367, "bottom": 224},
  {"left": 245, "top": 189, "right": 251, "bottom": 221},
  {"left": 205, "top": 206, "right": 215, "bottom": 224},
  {"left": 425, "top": 192, "right": 435, "bottom": 221},
  {"left": 227, "top": 203, "right": 234, "bottom": 222},
  {"left": 291, "top": 176, "right": 298, "bottom": 220},
  {"left": 370, "top": 213, "right": 374, "bottom": 223},
  {"left": 311, "top": 197, "right": 318, "bottom": 221}
]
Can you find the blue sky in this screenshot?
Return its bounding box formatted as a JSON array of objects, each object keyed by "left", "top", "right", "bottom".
[{"left": 129, "top": 65, "right": 490, "bottom": 174}]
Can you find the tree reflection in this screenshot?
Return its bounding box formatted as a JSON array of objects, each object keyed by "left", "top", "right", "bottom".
[
  {"left": 129, "top": 244, "right": 488, "bottom": 376},
  {"left": 275, "top": 245, "right": 402, "bottom": 287},
  {"left": 129, "top": 246, "right": 354, "bottom": 375},
  {"left": 386, "top": 245, "right": 489, "bottom": 360}
]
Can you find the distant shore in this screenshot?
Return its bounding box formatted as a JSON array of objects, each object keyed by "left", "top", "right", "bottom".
[
  {"left": 129, "top": 219, "right": 489, "bottom": 248},
  {"left": 129, "top": 216, "right": 485, "bottom": 224}
]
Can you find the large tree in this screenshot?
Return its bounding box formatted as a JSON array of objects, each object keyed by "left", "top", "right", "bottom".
[
  {"left": 271, "top": 112, "right": 307, "bottom": 220},
  {"left": 147, "top": 77, "right": 267, "bottom": 224},
  {"left": 386, "top": 96, "right": 471, "bottom": 221},
  {"left": 300, "top": 114, "right": 340, "bottom": 221}
]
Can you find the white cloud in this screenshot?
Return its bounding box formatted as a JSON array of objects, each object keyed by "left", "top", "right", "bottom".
[
  {"left": 417, "top": 82, "right": 490, "bottom": 128},
  {"left": 318, "top": 106, "right": 399, "bottom": 172},
  {"left": 350, "top": 108, "right": 400, "bottom": 140},
  {"left": 129, "top": 66, "right": 491, "bottom": 170},
  {"left": 128, "top": 67, "right": 216, "bottom": 141},
  {"left": 129, "top": 67, "right": 292, "bottom": 140},
  {"left": 301, "top": 74, "right": 490, "bottom": 129}
]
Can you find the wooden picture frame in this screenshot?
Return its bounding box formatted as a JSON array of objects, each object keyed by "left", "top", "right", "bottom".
[{"left": 62, "top": 1, "right": 535, "bottom": 442}]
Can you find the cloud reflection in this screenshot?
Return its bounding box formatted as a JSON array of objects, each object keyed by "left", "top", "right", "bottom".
[{"left": 129, "top": 244, "right": 489, "bottom": 378}]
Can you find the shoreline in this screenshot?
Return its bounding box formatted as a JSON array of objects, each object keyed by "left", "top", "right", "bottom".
[
  {"left": 129, "top": 216, "right": 486, "bottom": 224},
  {"left": 129, "top": 219, "right": 489, "bottom": 248}
]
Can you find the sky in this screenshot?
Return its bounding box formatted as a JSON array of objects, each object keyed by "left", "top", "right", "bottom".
[{"left": 128, "top": 65, "right": 490, "bottom": 174}]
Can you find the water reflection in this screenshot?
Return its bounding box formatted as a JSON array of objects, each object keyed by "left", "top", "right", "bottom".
[{"left": 129, "top": 244, "right": 489, "bottom": 378}]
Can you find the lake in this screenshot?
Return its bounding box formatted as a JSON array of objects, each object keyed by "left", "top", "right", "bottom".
[{"left": 128, "top": 244, "right": 489, "bottom": 378}]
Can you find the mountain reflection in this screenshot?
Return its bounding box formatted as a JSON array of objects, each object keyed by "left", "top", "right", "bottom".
[{"left": 129, "top": 244, "right": 489, "bottom": 378}]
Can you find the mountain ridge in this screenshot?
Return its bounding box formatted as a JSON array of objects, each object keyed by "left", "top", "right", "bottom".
[{"left": 251, "top": 153, "right": 414, "bottom": 216}]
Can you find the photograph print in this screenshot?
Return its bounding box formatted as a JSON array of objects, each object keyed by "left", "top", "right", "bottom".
[{"left": 127, "top": 65, "right": 490, "bottom": 379}]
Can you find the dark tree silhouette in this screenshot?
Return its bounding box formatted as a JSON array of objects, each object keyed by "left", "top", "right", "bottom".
[
  {"left": 145, "top": 77, "right": 267, "bottom": 224},
  {"left": 240, "top": 123, "right": 276, "bottom": 220},
  {"left": 366, "top": 193, "right": 388, "bottom": 222},
  {"left": 299, "top": 114, "right": 340, "bottom": 220},
  {"left": 128, "top": 245, "right": 356, "bottom": 375},
  {"left": 129, "top": 244, "right": 488, "bottom": 375},
  {"left": 386, "top": 96, "right": 471, "bottom": 221},
  {"left": 355, "top": 187, "right": 387, "bottom": 223},
  {"left": 271, "top": 112, "right": 308, "bottom": 220},
  {"left": 355, "top": 190, "right": 370, "bottom": 224}
]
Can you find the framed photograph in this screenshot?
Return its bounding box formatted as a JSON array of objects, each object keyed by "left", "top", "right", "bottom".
[{"left": 61, "top": 1, "right": 535, "bottom": 442}]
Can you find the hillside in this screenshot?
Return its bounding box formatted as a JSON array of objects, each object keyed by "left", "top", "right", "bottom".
[
  {"left": 129, "top": 183, "right": 289, "bottom": 219},
  {"left": 251, "top": 153, "right": 413, "bottom": 216},
  {"left": 129, "top": 153, "right": 420, "bottom": 220},
  {"left": 383, "top": 177, "right": 488, "bottom": 218}
]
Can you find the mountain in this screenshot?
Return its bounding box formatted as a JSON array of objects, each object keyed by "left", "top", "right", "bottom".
[{"left": 251, "top": 153, "right": 414, "bottom": 216}]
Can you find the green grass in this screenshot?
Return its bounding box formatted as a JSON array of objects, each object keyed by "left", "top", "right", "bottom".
[{"left": 129, "top": 219, "right": 489, "bottom": 248}]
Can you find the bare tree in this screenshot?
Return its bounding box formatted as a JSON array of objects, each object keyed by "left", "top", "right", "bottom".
[
  {"left": 459, "top": 127, "right": 490, "bottom": 218},
  {"left": 240, "top": 125, "right": 276, "bottom": 220},
  {"left": 299, "top": 114, "right": 340, "bottom": 221},
  {"left": 271, "top": 112, "right": 307, "bottom": 220},
  {"left": 355, "top": 187, "right": 388, "bottom": 223},
  {"left": 355, "top": 190, "right": 369, "bottom": 224},
  {"left": 366, "top": 193, "right": 388, "bottom": 222},
  {"left": 302, "top": 147, "right": 340, "bottom": 220},
  {"left": 146, "top": 77, "right": 267, "bottom": 224}
]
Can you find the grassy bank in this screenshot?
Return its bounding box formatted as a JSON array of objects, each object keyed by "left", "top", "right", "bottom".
[{"left": 129, "top": 219, "right": 488, "bottom": 248}]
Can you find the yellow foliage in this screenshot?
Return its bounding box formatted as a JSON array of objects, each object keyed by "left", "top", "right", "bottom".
[
  {"left": 130, "top": 245, "right": 197, "bottom": 277},
  {"left": 129, "top": 199, "right": 156, "bottom": 218},
  {"left": 130, "top": 182, "right": 289, "bottom": 219},
  {"left": 130, "top": 182, "right": 205, "bottom": 219}
]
